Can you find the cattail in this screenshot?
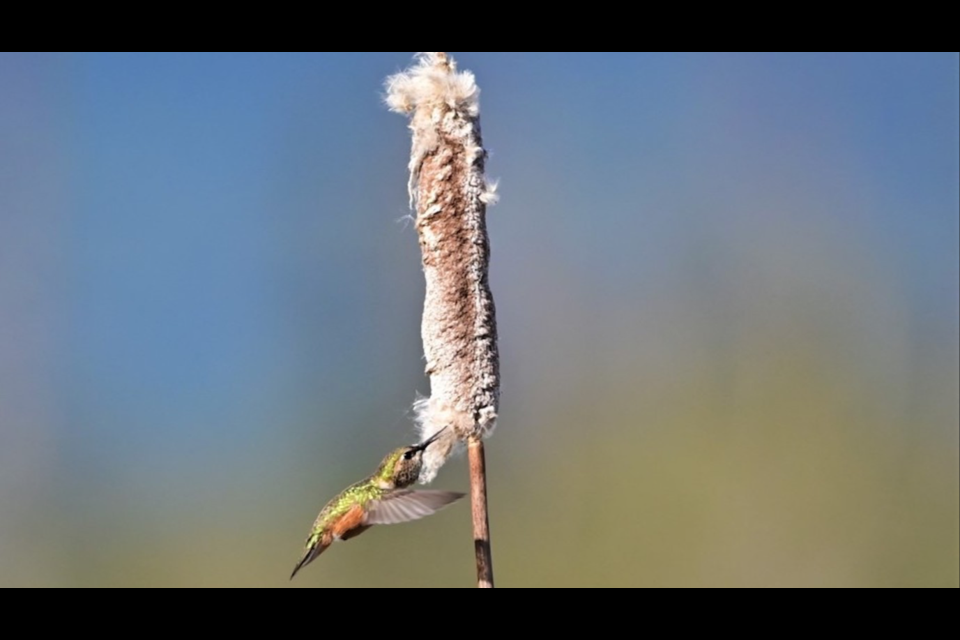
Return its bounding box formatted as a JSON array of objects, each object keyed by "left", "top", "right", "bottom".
[
  {"left": 387, "top": 52, "right": 499, "bottom": 587},
  {"left": 386, "top": 52, "right": 500, "bottom": 483}
]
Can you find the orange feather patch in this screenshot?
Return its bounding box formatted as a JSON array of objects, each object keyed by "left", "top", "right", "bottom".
[{"left": 330, "top": 503, "right": 368, "bottom": 540}]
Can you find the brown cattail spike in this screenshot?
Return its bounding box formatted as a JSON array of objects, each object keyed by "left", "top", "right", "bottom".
[{"left": 386, "top": 52, "right": 500, "bottom": 483}]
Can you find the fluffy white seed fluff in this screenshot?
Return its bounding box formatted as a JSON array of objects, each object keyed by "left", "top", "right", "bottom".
[{"left": 385, "top": 52, "right": 480, "bottom": 117}]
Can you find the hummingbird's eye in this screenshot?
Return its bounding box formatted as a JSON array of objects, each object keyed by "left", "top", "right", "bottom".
[{"left": 403, "top": 450, "right": 416, "bottom": 461}]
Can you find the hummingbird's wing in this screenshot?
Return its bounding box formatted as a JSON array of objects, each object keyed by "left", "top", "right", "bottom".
[{"left": 365, "top": 490, "right": 465, "bottom": 525}]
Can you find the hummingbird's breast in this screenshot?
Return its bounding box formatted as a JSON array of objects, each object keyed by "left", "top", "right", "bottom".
[
  {"left": 316, "top": 478, "right": 384, "bottom": 532},
  {"left": 329, "top": 502, "right": 369, "bottom": 540}
]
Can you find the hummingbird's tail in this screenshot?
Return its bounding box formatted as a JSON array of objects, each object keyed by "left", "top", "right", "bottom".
[{"left": 290, "top": 537, "right": 327, "bottom": 580}]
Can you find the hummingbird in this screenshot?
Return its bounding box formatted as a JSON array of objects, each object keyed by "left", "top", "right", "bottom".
[{"left": 290, "top": 428, "right": 464, "bottom": 580}]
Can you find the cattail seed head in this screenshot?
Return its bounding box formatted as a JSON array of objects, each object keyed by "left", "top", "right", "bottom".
[{"left": 386, "top": 52, "right": 500, "bottom": 483}]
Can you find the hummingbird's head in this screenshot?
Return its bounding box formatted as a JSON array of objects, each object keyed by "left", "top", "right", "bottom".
[{"left": 376, "top": 428, "right": 448, "bottom": 489}]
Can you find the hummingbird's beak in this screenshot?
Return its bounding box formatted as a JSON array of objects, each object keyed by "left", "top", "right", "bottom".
[{"left": 414, "top": 427, "right": 448, "bottom": 453}]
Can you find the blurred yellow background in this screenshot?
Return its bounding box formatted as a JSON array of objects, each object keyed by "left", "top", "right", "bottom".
[{"left": 1, "top": 52, "right": 957, "bottom": 587}]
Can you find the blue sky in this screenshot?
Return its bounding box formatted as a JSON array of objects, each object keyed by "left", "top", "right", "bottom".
[{"left": 1, "top": 52, "right": 957, "bottom": 586}]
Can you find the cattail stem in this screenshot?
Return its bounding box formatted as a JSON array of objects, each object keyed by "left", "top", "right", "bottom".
[
  {"left": 386, "top": 52, "right": 500, "bottom": 588},
  {"left": 468, "top": 437, "right": 494, "bottom": 588}
]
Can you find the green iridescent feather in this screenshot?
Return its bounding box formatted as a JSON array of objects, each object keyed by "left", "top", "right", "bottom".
[{"left": 305, "top": 449, "right": 403, "bottom": 543}]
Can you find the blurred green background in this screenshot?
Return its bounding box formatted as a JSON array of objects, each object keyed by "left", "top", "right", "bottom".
[{"left": 1, "top": 52, "right": 957, "bottom": 587}]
